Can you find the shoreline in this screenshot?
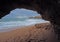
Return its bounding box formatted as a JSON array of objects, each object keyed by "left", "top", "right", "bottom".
[
  {"left": 0, "top": 22, "right": 37, "bottom": 32},
  {"left": 0, "top": 22, "right": 50, "bottom": 32}
]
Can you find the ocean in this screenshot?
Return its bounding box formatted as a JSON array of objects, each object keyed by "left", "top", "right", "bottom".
[{"left": 0, "top": 17, "right": 49, "bottom": 29}]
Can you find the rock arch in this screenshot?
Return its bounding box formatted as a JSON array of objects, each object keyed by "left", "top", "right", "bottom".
[{"left": 0, "top": 0, "right": 60, "bottom": 41}]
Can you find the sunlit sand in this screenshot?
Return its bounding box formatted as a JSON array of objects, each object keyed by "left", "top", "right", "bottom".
[{"left": 0, "top": 22, "right": 57, "bottom": 42}]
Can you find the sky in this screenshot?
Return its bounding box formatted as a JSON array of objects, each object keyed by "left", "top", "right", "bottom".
[{"left": 3, "top": 8, "right": 40, "bottom": 19}]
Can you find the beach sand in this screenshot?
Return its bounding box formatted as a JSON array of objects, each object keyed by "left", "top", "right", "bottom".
[{"left": 0, "top": 23, "right": 58, "bottom": 42}]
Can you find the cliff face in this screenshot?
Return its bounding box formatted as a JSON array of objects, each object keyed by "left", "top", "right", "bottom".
[{"left": 0, "top": 0, "right": 60, "bottom": 41}]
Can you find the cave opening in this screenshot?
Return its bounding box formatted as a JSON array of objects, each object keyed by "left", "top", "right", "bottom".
[
  {"left": 0, "top": 8, "right": 57, "bottom": 42},
  {"left": 0, "top": 8, "right": 50, "bottom": 31}
]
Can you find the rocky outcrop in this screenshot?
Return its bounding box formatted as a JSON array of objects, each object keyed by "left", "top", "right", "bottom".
[
  {"left": 0, "top": 23, "right": 58, "bottom": 42},
  {"left": 0, "top": 0, "right": 60, "bottom": 41},
  {"left": 29, "top": 16, "right": 42, "bottom": 19}
]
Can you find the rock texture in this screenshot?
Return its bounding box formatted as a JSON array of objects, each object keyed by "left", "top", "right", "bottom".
[
  {"left": 0, "top": 0, "right": 60, "bottom": 41},
  {"left": 0, "top": 23, "right": 58, "bottom": 42}
]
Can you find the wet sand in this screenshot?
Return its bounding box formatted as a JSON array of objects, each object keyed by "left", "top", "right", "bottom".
[{"left": 0, "top": 23, "right": 58, "bottom": 42}]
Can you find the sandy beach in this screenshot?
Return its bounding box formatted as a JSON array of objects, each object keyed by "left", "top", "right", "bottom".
[{"left": 0, "top": 23, "right": 58, "bottom": 42}]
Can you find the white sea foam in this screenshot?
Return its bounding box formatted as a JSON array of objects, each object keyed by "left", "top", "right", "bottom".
[{"left": 0, "top": 19, "right": 49, "bottom": 29}]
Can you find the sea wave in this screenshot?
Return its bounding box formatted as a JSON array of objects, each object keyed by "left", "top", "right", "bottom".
[{"left": 0, "top": 19, "right": 49, "bottom": 29}]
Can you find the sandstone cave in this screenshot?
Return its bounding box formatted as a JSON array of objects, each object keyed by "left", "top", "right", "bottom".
[{"left": 0, "top": 0, "right": 60, "bottom": 42}]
